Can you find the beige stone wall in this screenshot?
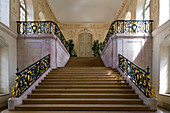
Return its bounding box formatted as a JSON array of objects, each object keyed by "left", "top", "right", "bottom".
[
  {"left": 152, "top": 20, "right": 170, "bottom": 110},
  {"left": 32, "top": 0, "right": 58, "bottom": 22},
  {"left": 57, "top": 22, "right": 111, "bottom": 56},
  {"left": 114, "top": 0, "right": 159, "bottom": 30},
  {"left": 150, "top": 0, "right": 159, "bottom": 30},
  {"left": 115, "top": 0, "right": 137, "bottom": 20},
  {"left": 0, "top": 22, "right": 17, "bottom": 108}
]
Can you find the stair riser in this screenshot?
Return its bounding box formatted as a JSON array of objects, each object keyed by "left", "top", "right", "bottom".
[
  {"left": 42, "top": 80, "right": 126, "bottom": 82},
  {"left": 32, "top": 90, "right": 135, "bottom": 94},
  {"left": 36, "top": 86, "right": 131, "bottom": 89},
  {"left": 47, "top": 74, "right": 121, "bottom": 76},
  {"left": 39, "top": 83, "right": 129, "bottom": 85},
  {"left": 56, "top": 69, "right": 112, "bottom": 70},
  {"left": 15, "top": 107, "right": 149, "bottom": 111},
  {"left": 50, "top": 71, "right": 116, "bottom": 73},
  {"left": 49, "top": 72, "right": 120, "bottom": 74},
  {"left": 28, "top": 95, "right": 138, "bottom": 99},
  {"left": 45, "top": 76, "right": 122, "bottom": 79},
  {"left": 44, "top": 77, "right": 125, "bottom": 81},
  {"left": 23, "top": 101, "right": 143, "bottom": 104}
]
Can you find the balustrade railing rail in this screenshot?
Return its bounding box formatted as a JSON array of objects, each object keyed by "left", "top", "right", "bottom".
[
  {"left": 118, "top": 54, "right": 154, "bottom": 98},
  {"left": 11, "top": 54, "right": 50, "bottom": 98},
  {"left": 17, "top": 21, "right": 68, "bottom": 50},
  {"left": 102, "top": 20, "right": 153, "bottom": 49}
]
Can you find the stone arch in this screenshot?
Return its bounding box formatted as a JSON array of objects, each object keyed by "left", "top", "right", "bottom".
[{"left": 0, "top": 37, "right": 9, "bottom": 94}]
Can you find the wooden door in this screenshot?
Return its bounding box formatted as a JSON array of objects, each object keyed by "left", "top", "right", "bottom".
[{"left": 79, "top": 33, "right": 92, "bottom": 57}]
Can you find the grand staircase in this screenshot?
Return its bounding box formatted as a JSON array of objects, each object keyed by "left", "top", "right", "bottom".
[{"left": 15, "top": 57, "right": 150, "bottom": 111}]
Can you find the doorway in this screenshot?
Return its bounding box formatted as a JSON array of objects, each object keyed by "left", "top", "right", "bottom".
[{"left": 79, "top": 33, "right": 92, "bottom": 57}]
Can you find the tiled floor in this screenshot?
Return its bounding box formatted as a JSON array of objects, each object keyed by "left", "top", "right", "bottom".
[{"left": 1, "top": 107, "right": 170, "bottom": 113}]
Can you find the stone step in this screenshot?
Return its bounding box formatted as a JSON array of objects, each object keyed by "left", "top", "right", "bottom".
[
  {"left": 15, "top": 104, "right": 149, "bottom": 111},
  {"left": 47, "top": 73, "right": 121, "bottom": 76},
  {"left": 56, "top": 67, "right": 112, "bottom": 70},
  {"left": 44, "top": 77, "right": 123, "bottom": 80},
  {"left": 39, "top": 82, "right": 129, "bottom": 85},
  {"left": 50, "top": 70, "right": 116, "bottom": 72},
  {"left": 45, "top": 75, "right": 122, "bottom": 79},
  {"left": 28, "top": 93, "right": 139, "bottom": 99},
  {"left": 32, "top": 89, "right": 135, "bottom": 94},
  {"left": 23, "top": 98, "right": 143, "bottom": 104},
  {"left": 42, "top": 79, "right": 126, "bottom": 82},
  {"left": 65, "top": 57, "right": 104, "bottom": 67},
  {"left": 49, "top": 72, "right": 120, "bottom": 74},
  {"left": 36, "top": 85, "right": 131, "bottom": 89}
]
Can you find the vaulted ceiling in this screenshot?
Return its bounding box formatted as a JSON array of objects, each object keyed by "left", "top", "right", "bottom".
[{"left": 47, "top": 0, "right": 123, "bottom": 23}]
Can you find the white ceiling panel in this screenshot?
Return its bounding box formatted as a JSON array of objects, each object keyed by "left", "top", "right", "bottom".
[{"left": 47, "top": 0, "right": 122, "bottom": 23}]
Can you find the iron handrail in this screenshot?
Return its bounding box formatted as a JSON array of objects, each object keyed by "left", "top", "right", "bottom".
[
  {"left": 102, "top": 20, "right": 153, "bottom": 50},
  {"left": 118, "top": 54, "right": 155, "bottom": 98},
  {"left": 16, "top": 21, "right": 68, "bottom": 50},
  {"left": 11, "top": 54, "right": 50, "bottom": 98}
]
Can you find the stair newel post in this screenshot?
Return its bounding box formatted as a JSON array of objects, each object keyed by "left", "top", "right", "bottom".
[
  {"left": 146, "top": 66, "right": 150, "bottom": 74},
  {"left": 16, "top": 66, "right": 19, "bottom": 73}
]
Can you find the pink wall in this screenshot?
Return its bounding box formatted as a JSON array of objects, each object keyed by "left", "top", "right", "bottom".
[
  {"left": 101, "top": 33, "right": 152, "bottom": 73},
  {"left": 17, "top": 34, "right": 70, "bottom": 71}
]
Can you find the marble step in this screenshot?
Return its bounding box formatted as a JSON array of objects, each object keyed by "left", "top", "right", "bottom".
[
  {"left": 15, "top": 104, "right": 149, "bottom": 111},
  {"left": 28, "top": 93, "right": 139, "bottom": 99},
  {"left": 42, "top": 79, "right": 126, "bottom": 82},
  {"left": 36, "top": 85, "right": 131, "bottom": 89},
  {"left": 23, "top": 98, "right": 143, "bottom": 104},
  {"left": 32, "top": 89, "right": 135, "bottom": 94},
  {"left": 39, "top": 82, "right": 129, "bottom": 85}
]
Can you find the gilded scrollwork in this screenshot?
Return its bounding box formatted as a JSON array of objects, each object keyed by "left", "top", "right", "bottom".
[
  {"left": 118, "top": 54, "right": 155, "bottom": 98},
  {"left": 17, "top": 21, "right": 68, "bottom": 50},
  {"left": 11, "top": 54, "right": 50, "bottom": 98},
  {"left": 102, "top": 20, "right": 153, "bottom": 50}
]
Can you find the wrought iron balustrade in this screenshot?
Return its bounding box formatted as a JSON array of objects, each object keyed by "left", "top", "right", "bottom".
[
  {"left": 16, "top": 21, "right": 68, "bottom": 49},
  {"left": 102, "top": 20, "right": 153, "bottom": 49},
  {"left": 118, "top": 54, "right": 155, "bottom": 98},
  {"left": 11, "top": 54, "right": 50, "bottom": 98}
]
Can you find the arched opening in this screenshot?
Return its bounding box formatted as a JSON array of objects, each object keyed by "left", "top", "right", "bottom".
[
  {"left": 0, "top": 38, "right": 9, "bottom": 94},
  {"left": 0, "top": 0, "right": 10, "bottom": 26},
  {"left": 160, "top": 37, "right": 170, "bottom": 94},
  {"left": 125, "top": 11, "right": 131, "bottom": 20},
  {"left": 79, "top": 33, "right": 93, "bottom": 57},
  {"left": 39, "top": 12, "right": 45, "bottom": 21},
  {"left": 136, "top": 0, "right": 145, "bottom": 20},
  {"left": 25, "top": 0, "right": 34, "bottom": 21}
]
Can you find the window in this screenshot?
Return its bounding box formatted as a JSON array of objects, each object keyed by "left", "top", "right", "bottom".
[
  {"left": 20, "top": 0, "right": 26, "bottom": 21},
  {"left": 144, "top": 0, "right": 150, "bottom": 20},
  {"left": 125, "top": 11, "right": 131, "bottom": 20},
  {"left": 0, "top": 0, "right": 10, "bottom": 26},
  {"left": 136, "top": 0, "right": 145, "bottom": 20},
  {"left": 39, "top": 12, "right": 45, "bottom": 21},
  {"left": 159, "top": 0, "right": 170, "bottom": 26}
]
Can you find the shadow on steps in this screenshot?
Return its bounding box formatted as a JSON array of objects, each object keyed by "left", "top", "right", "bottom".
[{"left": 66, "top": 57, "right": 105, "bottom": 67}]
